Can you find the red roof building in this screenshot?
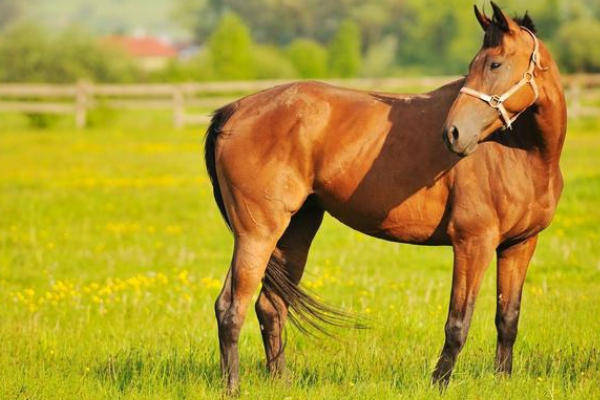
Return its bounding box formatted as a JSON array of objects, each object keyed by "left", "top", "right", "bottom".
[{"left": 102, "top": 35, "right": 178, "bottom": 71}]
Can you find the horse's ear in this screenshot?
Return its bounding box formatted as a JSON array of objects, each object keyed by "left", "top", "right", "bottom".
[
  {"left": 474, "top": 4, "right": 491, "bottom": 31},
  {"left": 519, "top": 11, "right": 537, "bottom": 33},
  {"left": 490, "top": 1, "right": 510, "bottom": 32}
]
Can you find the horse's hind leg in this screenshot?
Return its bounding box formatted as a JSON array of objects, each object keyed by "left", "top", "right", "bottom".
[
  {"left": 214, "top": 194, "right": 300, "bottom": 395},
  {"left": 255, "top": 199, "right": 324, "bottom": 378},
  {"left": 216, "top": 236, "right": 281, "bottom": 394}
]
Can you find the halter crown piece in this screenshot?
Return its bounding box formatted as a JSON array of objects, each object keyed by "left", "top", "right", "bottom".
[{"left": 459, "top": 27, "right": 542, "bottom": 130}]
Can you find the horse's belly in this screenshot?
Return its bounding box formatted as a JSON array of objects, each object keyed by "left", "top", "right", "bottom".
[{"left": 316, "top": 185, "right": 451, "bottom": 245}]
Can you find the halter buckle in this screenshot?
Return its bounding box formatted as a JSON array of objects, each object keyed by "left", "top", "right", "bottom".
[
  {"left": 489, "top": 95, "right": 503, "bottom": 108},
  {"left": 524, "top": 71, "right": 534, "bottom": 83}
]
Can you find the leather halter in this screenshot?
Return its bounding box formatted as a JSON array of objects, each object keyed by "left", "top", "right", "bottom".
[{"left": 459, "top": 27, "right": 542, "bottom": 130}]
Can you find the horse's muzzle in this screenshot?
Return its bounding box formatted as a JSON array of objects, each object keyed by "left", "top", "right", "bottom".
[{"left": 442, "top": 125, "right": 477, "bottom": 157}]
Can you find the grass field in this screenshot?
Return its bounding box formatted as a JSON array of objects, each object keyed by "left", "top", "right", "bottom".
[{"left": 1, "top": 114, "right": 599, "bottom": 400}]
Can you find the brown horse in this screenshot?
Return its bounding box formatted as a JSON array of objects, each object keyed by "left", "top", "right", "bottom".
[{"left": 205, "top": 3, "right": 566, "bottom": 394}]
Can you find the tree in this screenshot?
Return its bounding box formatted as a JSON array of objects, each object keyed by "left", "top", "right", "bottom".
[
  {"left": 361, "top": 35, "right": 397, "bottom": 77},
  {"left": 0, "top": 22, "right": 49, "bottom": 82},
  {"left": 0, "top": 22, "right": 138, "bottom": 83},
  {"left": 207, "top": 13, "right": 256, "bottom": 80},
  {"left": 328, "top": 20, "right": 362, "bottom": 78},
  {"left": 287, "top": 39, "right": 328, "bottom": 78},
  {"left": 172, "top": 0, "right": 363, "bottom": 45},
  {"left": 253, "top": 45, "right": 298, "bottom": 79},
  {"left": 171, "top": 0, "right": 218, "bottom": 42},
  {"left": 555, "top": 18, "right": 600, "bottom": 72}
]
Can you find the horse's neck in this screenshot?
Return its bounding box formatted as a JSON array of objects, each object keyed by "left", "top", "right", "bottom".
[{"left": 530, "top": 49, "right": 567, "bottom": 169}]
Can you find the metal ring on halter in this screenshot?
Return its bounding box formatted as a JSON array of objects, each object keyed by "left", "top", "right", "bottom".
[
  {"left": 524, "top": 71, "right": 534, "bottom": 82},
  {"left": 489, "top": 95, "right": 503, "bottom": 108}
]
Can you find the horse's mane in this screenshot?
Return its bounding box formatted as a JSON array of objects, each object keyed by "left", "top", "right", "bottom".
[{"left": 483, "top": 12, "right": 537, "bottom": 48}]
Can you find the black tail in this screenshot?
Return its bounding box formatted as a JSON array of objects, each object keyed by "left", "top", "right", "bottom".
[
  {"left": 263, "top": 257, "right": 367, "bottom": 336},
  {"left": 204, "top": 104, "right": 366, "bottom": 336},
  {"left": 204, "top": 103, "right": 237, "bottom": 231}
]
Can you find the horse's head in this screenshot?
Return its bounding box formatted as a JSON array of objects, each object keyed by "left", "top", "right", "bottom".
[{"left": 443, "top": 2, "right": 544, "bottom": 156}]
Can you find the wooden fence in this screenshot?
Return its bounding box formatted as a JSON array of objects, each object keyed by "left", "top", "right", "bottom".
[{"left": 0, "top": 75, "right": 599, "bottom": 128}]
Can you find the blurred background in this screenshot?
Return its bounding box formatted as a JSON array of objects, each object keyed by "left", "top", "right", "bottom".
[
  {"left": 1, "top": 0, "right": 599, "bottom": 130},
  {"left": 1, "top": 3, "right": 599, "bottom": 398},
  {"left": 0, "top": 0, "right": 599, "bottom": 84}
]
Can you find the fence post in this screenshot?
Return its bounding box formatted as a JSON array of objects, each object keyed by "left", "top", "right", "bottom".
[
  {"left": 75, "top": 82, "right": 88, "bottom": 129},
  {"left": 567, "top": 76, "right": 582, "bottom": 119},
  {"left": 173, "top": 85, "right": 184, "bottom": 129}
]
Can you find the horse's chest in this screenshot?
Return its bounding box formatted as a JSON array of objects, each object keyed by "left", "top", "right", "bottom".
[
  {"left": 449, "top": 164, "right": 561, "bottom": 243},
  {"left": 490, "top": 177, "right": 560, "bottom": 240}
]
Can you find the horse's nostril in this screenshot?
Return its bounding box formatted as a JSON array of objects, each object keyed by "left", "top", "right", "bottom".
[{"left": 450, "top": 126, "right": 460, "bottom": 142}]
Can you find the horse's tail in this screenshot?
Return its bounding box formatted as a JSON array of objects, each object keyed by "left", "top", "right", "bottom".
[
  {"left": 204, "top": 103, "right": 237, "bottom": 231},
  {"left": 204, "top": 104, "right": 365, "bottom": 336},
  {"left": 262, "top": 256, "right": 367, "bottom": 336}
]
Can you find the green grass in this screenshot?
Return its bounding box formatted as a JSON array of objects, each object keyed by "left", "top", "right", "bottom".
[{"left": 0, "top": 115, "right": 599, "bottom": 400}]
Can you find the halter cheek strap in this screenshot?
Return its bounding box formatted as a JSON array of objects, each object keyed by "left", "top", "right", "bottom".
[{"left": 459, "top": 27, "right": 542, "bottom": 130}]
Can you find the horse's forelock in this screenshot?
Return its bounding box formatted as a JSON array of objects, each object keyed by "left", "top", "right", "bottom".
[{"left": 483, "top": 12, "right": 537, "bottom": 49}]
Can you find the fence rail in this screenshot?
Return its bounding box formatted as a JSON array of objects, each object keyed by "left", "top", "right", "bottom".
[{"left": 0, "top": 75, "right": 598, "bottom": 128}]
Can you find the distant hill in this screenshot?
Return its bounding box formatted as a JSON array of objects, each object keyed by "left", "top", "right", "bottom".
[{"left": 30, "top": 0, "right": 189, "bottom": 40}]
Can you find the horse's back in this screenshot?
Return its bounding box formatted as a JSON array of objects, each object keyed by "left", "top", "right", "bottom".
[
  {"left": 213, "top": 81, "right": 377, "bottom": 225},
  {"left": 215, "top": 80, "right": 393, "bottom": 188}
]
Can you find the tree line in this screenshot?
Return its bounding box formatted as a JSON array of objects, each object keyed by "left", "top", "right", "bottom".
[{"left": 0, "top": 0, "right": 599, "bottom": 83}]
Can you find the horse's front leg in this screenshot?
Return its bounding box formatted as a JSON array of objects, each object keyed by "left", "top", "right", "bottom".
[
  {"left": 432, "top": 233, "right": 496, "bottom": 387},
  {"left": 495, "top": 235, "right": 538, "bottom": 374}
]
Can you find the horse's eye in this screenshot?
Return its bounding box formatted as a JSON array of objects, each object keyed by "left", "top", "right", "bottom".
[{"left": 491, "top": 62, "right": 502, "bottom": 70}]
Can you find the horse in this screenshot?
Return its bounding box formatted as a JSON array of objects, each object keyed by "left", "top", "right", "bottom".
[{"left": 204, "top": 2, "right": 566, "bottom": 394}]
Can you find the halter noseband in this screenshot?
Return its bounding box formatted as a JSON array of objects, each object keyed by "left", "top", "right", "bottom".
[{"left": 459, "top": 27, "right": 542, "bottom": 130}]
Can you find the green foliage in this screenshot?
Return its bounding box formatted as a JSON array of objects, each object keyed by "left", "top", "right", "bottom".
[
  {"left": 555, "top": 18, "right": 600, "bottom": 72},
  {"left": 252, "top": 45, "right": 298, "bottom": 80},
  {"left": 0, "top": 22, "right": 139, "bottom": 83},
  {"left": 173, "top": 0, "right": 358, "bottom": 45},
  {"left": 0, "top": 22, "right": 49, "bottom": 82},
  {"left": 207, "top": 13, "right": 256, "bottom": 80},
  {"left": 12, "top": 0, "right": 600, "bottom": 77},
  {"left": 154, "top": 44, "right": 299, "bottom": 82},
  {"left": 361, "top": 35, "right": 397, "bottom": 77},
  {"left": 24, "top": 113, "right": 61, "bottom": 129},
  {"left": 4, "top": 1, "right": 600, "bottom": 81},
  {"left": 86, "top": 101, "right": 118, "bottom": 128},
  {"left": 154, "top": 51, "right": 217, "bottom": 82},
  {"left": 287, "top": 39, "right": 328, "bottom": 78},
  {"left": 328, "top": 20, "right": 362, "bottom": 78}
]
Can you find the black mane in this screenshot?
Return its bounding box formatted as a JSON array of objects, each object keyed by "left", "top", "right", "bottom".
[{"left": 483, "top": 12, "right": 537, "bottom": 48}]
